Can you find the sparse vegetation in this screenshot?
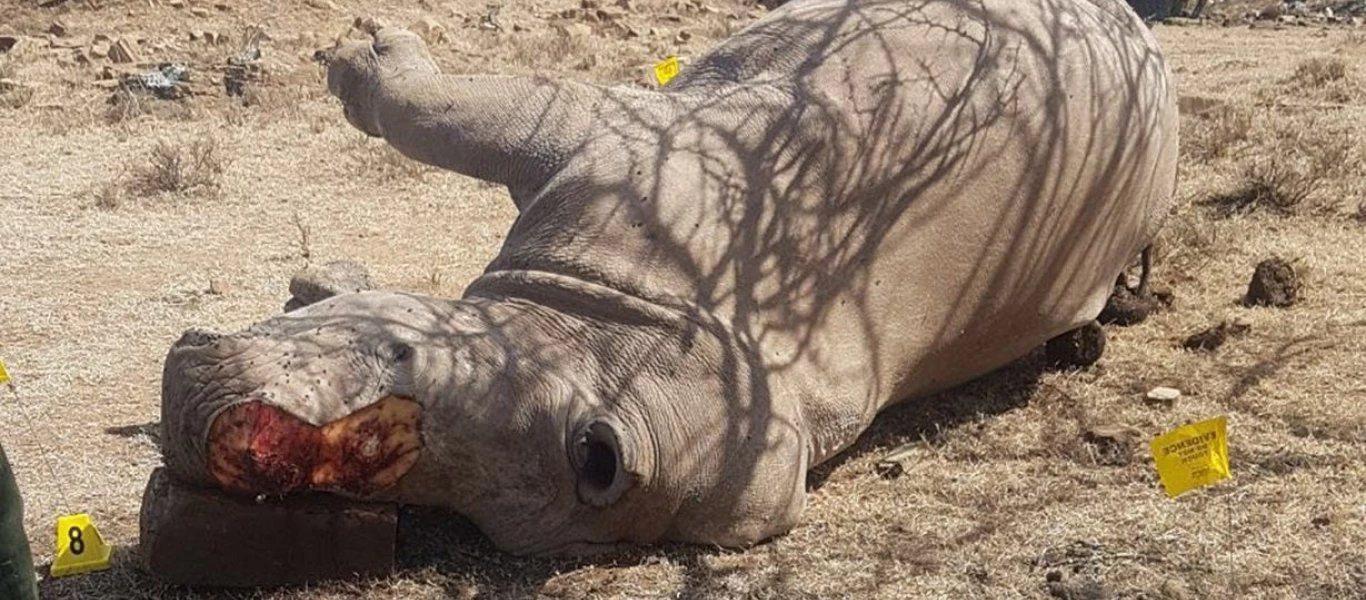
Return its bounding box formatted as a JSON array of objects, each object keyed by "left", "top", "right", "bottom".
[
  {"left": 1183, "top": 105, "right": 1252, "bottom": 162},
  {"left": 1282, "top": 56, "right": 1356, "bottom": 102},
  {"left": 127, "top": 136, "right": 227, "bottom": 198},
  {"left": 3, "top": 3, "right": 1366, "bottom": 600},
  {"left": 1204, "top": 117, "right": 1355, "bottom": 217}
]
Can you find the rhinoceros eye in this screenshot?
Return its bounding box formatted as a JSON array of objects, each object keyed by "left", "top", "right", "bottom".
[{"left": 571, "top": 420, "right": 628, "bottom": 507}]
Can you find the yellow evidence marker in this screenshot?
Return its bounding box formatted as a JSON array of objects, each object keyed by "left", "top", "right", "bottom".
[
  {"left": 51, "top": 513, "right": 112, "bottom": 577},
  {"left": 1150, "top": 416, "right": 1232, "bottom": 498},
  {"left": 654, "top": 55, "right": 680, "bottom": 86},
  {"left": 0, "top": 358, "right": 9, "bottom": 386}
]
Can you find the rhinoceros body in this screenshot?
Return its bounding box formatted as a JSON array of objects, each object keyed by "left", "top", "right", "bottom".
[{"left": 159, "top": 0, "right": 1178, "bottom": 556}]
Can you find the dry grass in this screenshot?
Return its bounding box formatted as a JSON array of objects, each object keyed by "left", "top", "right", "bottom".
[
  {"left": 127, "top": 136, "right": 228, "bottom": 199},
  {"left": 1, "top": 4, "right": 1365, "bottom": 600},
  {"left": 1202, "top": 115, "right": 1357, "bottom": 218}
]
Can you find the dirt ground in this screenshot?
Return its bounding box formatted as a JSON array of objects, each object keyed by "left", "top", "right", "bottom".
[{"left": 2, "top": 0, "right": 1365, "bottom": 598}]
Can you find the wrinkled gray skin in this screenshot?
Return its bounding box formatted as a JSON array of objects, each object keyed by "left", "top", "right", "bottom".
[{"left": 161, "top": 0, "right": 1179, "bottom": 556}]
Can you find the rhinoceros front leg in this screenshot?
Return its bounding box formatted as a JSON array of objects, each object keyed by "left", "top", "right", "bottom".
[{"left": 313, "top": 19, "right": 653, "bottom": 209}]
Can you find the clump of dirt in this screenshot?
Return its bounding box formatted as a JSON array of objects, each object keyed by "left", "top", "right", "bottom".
[
  {"left": 1045, "top": 321, "right": 1106, "bottom": 370},
  {"left": 1098, "top": 280, "right": 1172, "bottom": 326},
  {"left": 1243, "top": 257, "right": 1302, "bottom": 307},
  {"left": 1182, "top": 320, "right": 1251, "bottom": 352},
  {"left": 1080, "top": 423, "right": 1141, "bottom": 467}
]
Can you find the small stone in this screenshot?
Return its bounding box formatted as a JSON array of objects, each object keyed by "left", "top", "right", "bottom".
[
  {"left": 1145, "top": 386, "right": 1181, "bottom": 407},
  {"left": 48, "top": 21, "right": 69, "bottom": 37},
  {"left": 675, "top": 30, "right": 693, "bottom": 42},
  {"left": 1082, "top": 423, "right": 1142, "bottom": 466},
  {"left": 138, "top": 468, "right": 397, "bottom": 587},
  {"left": 168, "top": 0, "right": 184, "bottom": 6},
  {"left": 0, "top": 36, "right": 19, "bottom": 53},
  {"left": 190, "top": 6, "right": 209, "bottom": 16},
  {"left": 410, "top": 17, "right": 446, "bottom": 44},
  {"left": 108, "top": 38, "right": 138, "bottom": 63},
  {"left": 1243, "top": 257, "right": 1300, "bottom": 308},
  {"left": 1160, "top": 579, "right": 1196, "bottom": 600},
  {"left": 615, "top": 0, "right": 633, "bottom": 9},
  {"left": 1311, "top": 515, "right": 1330, "bottom": 527},
  {"left": 304, "top": 0, "right": 340, "bottom": 10}
]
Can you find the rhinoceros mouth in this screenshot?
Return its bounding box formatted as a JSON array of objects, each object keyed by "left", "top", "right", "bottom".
[{"left": 206, "top": 395, "right": 423, "bottom": 498}]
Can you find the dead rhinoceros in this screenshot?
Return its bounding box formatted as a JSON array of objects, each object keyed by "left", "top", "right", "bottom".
[{"left": 159, "top": 0, "right": 1179, "bottom": 555}]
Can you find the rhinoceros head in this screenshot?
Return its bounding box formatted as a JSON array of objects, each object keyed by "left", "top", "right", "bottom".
[{"left": 158, "top": 287, "right": 809, "bottom": 556}]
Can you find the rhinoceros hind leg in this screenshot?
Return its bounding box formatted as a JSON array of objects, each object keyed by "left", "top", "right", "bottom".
[
  {"left": 1098, "top": 244, "right": 1166, "bottom": 327},
  {"left": 283, "top": 260, "right": 376, "bottom": 312},
  {"left": 1044, "top": 320, "right": 1106, "bottom": 371}
]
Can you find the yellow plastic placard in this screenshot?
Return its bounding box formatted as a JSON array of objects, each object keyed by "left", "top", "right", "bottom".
[
  {"left": 51, "top": 513, "right": 112, "bottom": 578},
  {"left": 1150, "top": 416, "right": 1231, "bottom": 498},
  {"left": 0, "top": 357, "right": 9, "bottom": 385},
  {"left": 654, "top": 55, "right": 680, "bottom": 86}
]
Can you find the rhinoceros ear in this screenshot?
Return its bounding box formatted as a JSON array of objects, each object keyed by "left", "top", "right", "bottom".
[{"left": 571, "top": 419, "right": 634, "bottom": 508}]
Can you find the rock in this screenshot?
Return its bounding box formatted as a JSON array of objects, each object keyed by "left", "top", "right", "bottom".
[
  {"left": 108, "top": 38, "right": 138, "bottom": 64},
  {"left": 675, "top": 30, "right": 693, "bottom": 42},
  {"left": 285, "top": 260, "right": 375, "bottom": 311},
  {"left": 304, "top": 0, "right": 340, "bottom": 11},
  {"left": 1243, "top": 257, "right": 1300, "bottom": 308},
  {"left": 168, "top": 0, "right": 184, "bottom": 6},
  {"left": 1144, "top": 386, "right": 1181, "bottom": 407},
  {"left": 207, "top": 278, "right": 227, "bottom": 296},
  {"left": 1181, "top": 320, "right": 1249, "bottom": 352},
  {"left": 556, "top": 22, "right": 594, "bottom": 39},
  {"left": 0, "top": 36, "right": 19, "bottom": 53},
  {"left": 89, "top": 42, "right": 109, "bottom": 58},
  {"left": 138, "top": 468, "right": 397, "bottom": 588},
  {"left": 1081, "top": 423, "right": 1142, "bottom": 466},
  {"left": 1159, "top": 579, "right": 1196, "bottom": 600},
  {"left": 410, "top": 17, "right": 446, "bottom": 45},
  {"left": 48, "top": 21, "right": 69, "bottom": 37},
  {"left": 615, "top": 0, "right": 633, "bottom": 9},
  {"left": 1044, "top": 320, "right": 1106, "bottom": 370},
  {"left": 190, "top": 6, "right": 210, "bottom": 17}
]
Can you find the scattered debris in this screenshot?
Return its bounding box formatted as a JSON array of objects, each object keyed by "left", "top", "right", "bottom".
[
  {"left": 874, "top": 445, "right": 917, "bottom": 479},
  {"left": 1243, "top": 257, "right": 1301, "bottom": 308},
  {"left": 480, "top": 6, "right": 504, "bottom": 31},
  {"left": 114, "top": 63, "right": 193, "bottom": 100},
  {"left": 1144, "top": 386, "right": 1181, "bottom": 408},
  {"left": 109, "top": 38, "right": 139, "bottom": 64},
  {"left": 1182, "top": 320, "right": 1250, "bottom": 352},
  {"left": 224, "top": 27, "right": 266, "bottom": 98}
]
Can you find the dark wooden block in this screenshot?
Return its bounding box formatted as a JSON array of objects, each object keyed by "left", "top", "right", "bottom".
[{"left": 137, "top": 467, "right": 396, "bottom": 588}]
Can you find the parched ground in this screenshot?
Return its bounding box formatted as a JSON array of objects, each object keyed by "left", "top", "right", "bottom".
[{"left": 1, "top": 0, "right": 1364, "bottom": 598}]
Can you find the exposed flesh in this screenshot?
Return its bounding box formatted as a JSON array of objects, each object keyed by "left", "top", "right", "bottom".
[{"left": 207, "top": 396, "right": 422, "bottom": 497}]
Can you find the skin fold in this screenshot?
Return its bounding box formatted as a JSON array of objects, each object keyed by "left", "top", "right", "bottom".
[{"left": 159, "top": 0, "right": 1180, "bottom": 556}]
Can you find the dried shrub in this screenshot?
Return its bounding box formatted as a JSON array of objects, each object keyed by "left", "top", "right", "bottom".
[
  {"left": 1289, "top": 57, "right": 1347, "bottom": 88},
  {"left": 1183, "top": 106, "right": 1252, "bottom": 162},
  {"left": 128, "top": 137, "right": 228, "bottom": 198},
  {"left": 1204, "top": 120, "right": 1354, "bottom": 217},
  {"left": 1283, "top": 57, "right": 1355, "bottom": 103}
]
